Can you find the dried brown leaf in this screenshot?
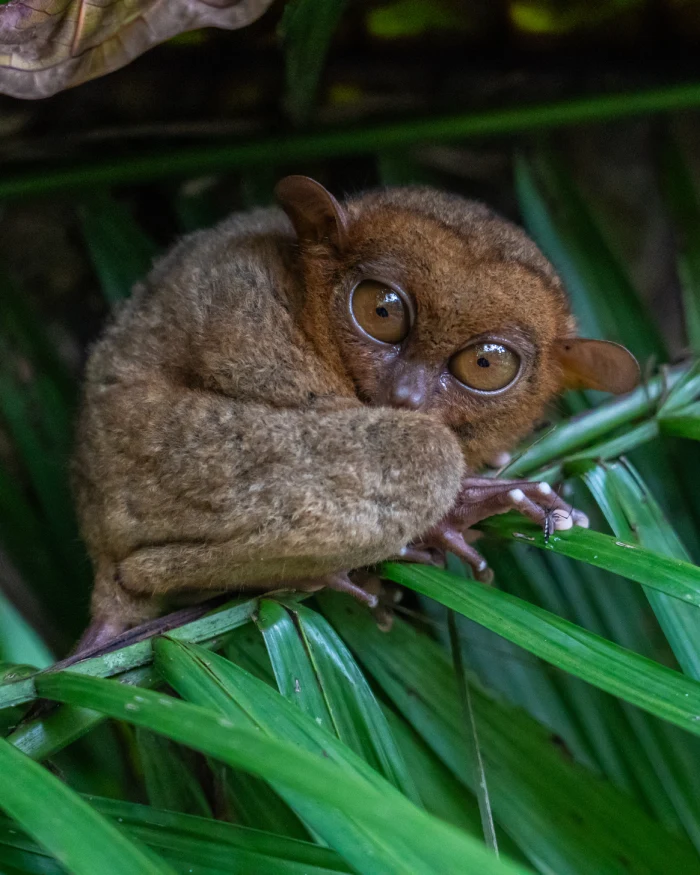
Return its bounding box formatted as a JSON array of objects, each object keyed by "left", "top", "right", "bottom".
[{"left": 0, "top": 0, "right": 274, "bottom": 99}]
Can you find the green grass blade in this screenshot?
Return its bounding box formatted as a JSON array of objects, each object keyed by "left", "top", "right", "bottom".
[
  {"left": 0, "top": 737, "right": 175, "bottom": 875},
  {"left": 382, "top": 563, "right": 700, "bottom": 739},
  {"left": 515, "top": 151, "right": 666, "bottom": 361},
  {"left": 504, "top": 362, "right": 692, "bottom": 476},
  {"left": 6, "top": 666, "right": 155, "bottom": 762},
  {"left": 257, "top": 600, "right": 333, "bottom": 725},
  {"left": 0, "top": 591, "right": 52, "bottom": 669},
  {"left": 660, "top": 407, "right": 700, "bottom": 439},
  {"left": 447, "top": 611, "right": 498, "bottom": 854},
  {"left": 279, "top": 0, "right": 348, "bottom": 125},
  {"left": 219, "top": 625, "right": 318, "bottom": 839},
  {"left": 78, "top": 191, "right": 158, "bottom": 306},
  {"left": 658, "top": 132, "right": 700, "bottom": 353},
  {"left": 0, "top": 287, "right": 88, "bottom": 623},
  {"left": 480, "top": 513, "right": 700, "bottom": 606},
  {"left": 582, "top": 460, "right": 700, "bottom": 679},
  {"left": 321, "top": 593, "right": 700, "bottom": 875},
  {"left": 383, "top": 702, "right": 531, "bottom": 863},
  {"left": 381, "top": 707, "right": 481, "bottom": 834},
  {"left": 0, "top": 596, "right": 260, "bottom": 710},
  {"left": 136, "top": 729, "right": 213, "bottom": 818},
  {"left": 259, "top": 599, "right": 421, "bottom": 802},
  {"left": 477, "top": 549, "right": 622, "bottom": 774},
  {"left": 505, "top": 547, "right": 696, "bottom": 834},
  {"left": 444, "top": 551, "right": 611, "bottom": 775},
  {"left": 0, "top": 798, "right": 352, "bottom": 875},
  {"left": 7, "top": 82, "right": 700, "bottom": 198},
  {"left": 0, "top": 839, "right": 64, "bottom": 874},
  {"left": 151, "top": 636, "right": 531, "bottom": 875},
  {"left": 222, "top": 767, "right": 311, "bottom": 840},
  {"left": 0, "top": 467, "right": 70, "bottom": 651}
]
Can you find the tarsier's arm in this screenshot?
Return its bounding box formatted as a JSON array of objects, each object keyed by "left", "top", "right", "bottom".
[{"left": 82, "top": 380, "right": 464, "bottom": 631}]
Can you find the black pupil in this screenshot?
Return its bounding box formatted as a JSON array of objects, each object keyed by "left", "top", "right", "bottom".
[
  {"left": 376, "top": 306, "right": 389, "bottom": 318},
  {"left": 477, "top": 356, "right": 490, "bottom": 368}
]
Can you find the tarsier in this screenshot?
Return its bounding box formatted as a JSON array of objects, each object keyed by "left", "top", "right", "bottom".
[{"left": 72, "top": 176, "right": 640, "bottom": 650}]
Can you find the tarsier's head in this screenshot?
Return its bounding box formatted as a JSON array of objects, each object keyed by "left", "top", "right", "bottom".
[{"left": 276, "top": 176, "right": 639, "bottom": 466}]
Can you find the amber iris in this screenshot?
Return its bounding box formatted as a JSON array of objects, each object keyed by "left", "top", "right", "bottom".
[
  {"left": 351, "top": 280, "right": 410, "bottom": 344},
  {"left": 450, "top": 342, "right": 520, "bottom": 391}
]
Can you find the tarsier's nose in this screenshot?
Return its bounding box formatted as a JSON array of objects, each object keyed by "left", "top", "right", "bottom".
[
  {"left": 390, "top": 384, "right": 424, "bottom": 409},
  {"left": 386, "top": 365, "right": 431, "bottom": 410}
]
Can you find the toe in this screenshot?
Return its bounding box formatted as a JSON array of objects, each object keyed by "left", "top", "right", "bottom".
[
  {"left": 572, "top": 509, "right": 590, "bottom": 528},
  {"left": 552, "top": 511, "right": 573, "bottom": 531}
]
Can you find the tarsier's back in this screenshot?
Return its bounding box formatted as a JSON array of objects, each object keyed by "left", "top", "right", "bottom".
[{"left": 71, "top": 177, "right": 639, "bottom": 653}]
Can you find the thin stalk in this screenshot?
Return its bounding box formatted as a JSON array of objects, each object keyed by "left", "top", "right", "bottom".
[
  {"left": 447, "top": 610, "right": 498, "bottom": 856},
  {"left": 505, "top": 363, "right": 692, "bottom": 477},
  {"left": 5, "top": 82, "right": 700, "bottom": 199}
]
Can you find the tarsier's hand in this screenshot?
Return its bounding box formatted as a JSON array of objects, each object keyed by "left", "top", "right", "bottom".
[{"left": 412, "top": 476, "right": 589, "bottom": 583}]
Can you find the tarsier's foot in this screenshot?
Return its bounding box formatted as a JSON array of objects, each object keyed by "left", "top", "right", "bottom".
[
  {"left": 418, "top": 476, "right": 589, "bottom": 583},
  {"left": 396, "top": 545, "right": 446, "bottom": 567},
  {"left": 295, "top": 572, "right": 401, "bottom": 630},
  {"left": 296, "top": 571, "right": 380, "bottom": 609},
  {"left": 352, "top": 573, "right": 402, "bottom": 632}
]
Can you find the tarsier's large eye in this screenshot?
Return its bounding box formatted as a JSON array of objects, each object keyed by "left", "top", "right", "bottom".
[
  {"left": 450, "top": 342, "right": 521, "bottom": 392},
  {"left": 350, "top": 280, "right": 410, "bottom": 344}
]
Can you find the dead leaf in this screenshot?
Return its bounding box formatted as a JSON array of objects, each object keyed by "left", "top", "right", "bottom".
[{"left": 0, "top": 0, "right": 275, "bottom": 100}]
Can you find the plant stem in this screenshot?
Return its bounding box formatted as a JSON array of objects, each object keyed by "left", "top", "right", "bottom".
[{"left": 5, "top": 82, "right": 700, "bottom": 199}]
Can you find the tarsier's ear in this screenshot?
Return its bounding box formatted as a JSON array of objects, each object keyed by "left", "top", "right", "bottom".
[
  {"left": 275, "top": 175, "right": 349, "bottom": 252},
  {"left": 552, "top": 338, "right": 640, "bottom": 395}
]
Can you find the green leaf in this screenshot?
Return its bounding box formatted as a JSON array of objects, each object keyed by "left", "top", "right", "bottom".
[
  {"left": 7, "top": 83, "right": 700, "bottom": 198},
  {"left": 0, "top": 596, "right": 260, "bottom": 710},
  {"left": 0, "top": 591, "right": 52, "bottom": 669},
  {"left": 0, "top": 283, "right": 88, "bottom": 631},
  {"left": 222, "top": 767, "right": 311, "bottom": 840},
  {"left": 381, "top": 707, "right": 480, "bottom": 833},
  {"left": 279, "top": 0, "right": 348, "bottom": 125},
  {"left": 136, "top": 729, "right": 212, "bottom": 818},
  {"left": 515, "top": 150, "right": 666, "bottom": 361},
  {"left": 78, "top": 191, "right": 158, "bottom": 306},
  {"left": 582, "top": 460, "right": 700, "bottom": 680},
  {"left": 480, "top": 512, "right": 700, "bottom": 607},
  {"left": 658, "top": 132, "right": 700, "bottom": 353},
  {"left": 222, "top": 624, "right": 316, "bottom": 838},
  {"left": 382, "top": 563, "right": 700, "bottom": 740},
  {"left": 151, "top": 637, "right": 531, "bottom": 875},
  {"left": 367, "top": 0, "right": 468, "bottom": 38},
  {"left": 496, "top": 546, "right": 697, "bottom": 836},
  {"left": 0, "top": 737, "right": 175, "bottom": 875},
  {"left": 321, "top": 593, "right": 700, "bottom": 875},
  {"left": 504, "top": 362, "right": 691, "bottom": 477},
  {"left": 447, "top": 610, "right": 498, "bottom": 853},
  {"left": 258, "top": 599, "right": 420, "bottom": 802},
  {"left": 0, "top": 797, "right": 351, "bottom": 875}
]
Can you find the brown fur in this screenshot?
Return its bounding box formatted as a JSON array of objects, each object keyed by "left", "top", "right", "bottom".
[{"left": 73, "top": 180, "right": 634, "bottom": 630}]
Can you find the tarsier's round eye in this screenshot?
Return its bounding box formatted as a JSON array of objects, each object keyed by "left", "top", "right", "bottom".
[
  {"left": 450, "top": 342, "right": 521, "bottom": 392},
  {"left": 350, "top": 280, "right": 410, "bottom": 344}
]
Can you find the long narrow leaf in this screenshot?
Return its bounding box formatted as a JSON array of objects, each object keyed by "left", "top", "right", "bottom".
[
  {"left": 321, "top": 593, "right": 700, "bottom": 875},
  {"left": 153, "top": 637, "right": 530, "bottom": 875},
  {"left": 0, "top": 737, "right": 174, "bottom": 875},
  {"left": 37, "top": 666, "right": 531, "bottom": 875},
  {"left": 382, "top": 563, "right": 700, "bottom": 739},
  {"left": 259, "top": 599, "right": 420, "bottom": 801},
  {"left": 480, "top": 513, "right": 700, "bottom": 606},
  {"left": 0, "top": 798, "right": 351, "bottom": 875}
]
